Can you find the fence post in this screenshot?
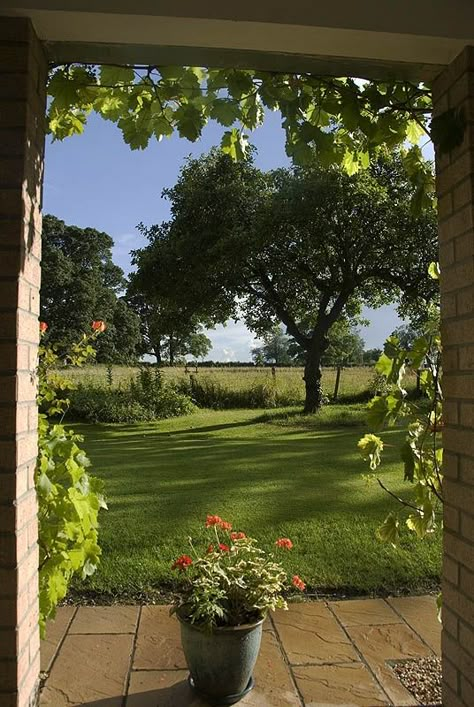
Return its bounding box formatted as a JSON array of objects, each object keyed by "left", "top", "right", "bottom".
[{"left": 333, "top": 366, "right": 342, "bottom": 400}]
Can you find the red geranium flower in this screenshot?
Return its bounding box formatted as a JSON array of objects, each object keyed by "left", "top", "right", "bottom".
[
  {"left": 219, "top": 520, "right": 232, "bottom": 531},
  {"left": 39, "top": 322, "right": 48, "bottom": 333},
  {"left": 218, "top": 543, "right": 230, "bottom": 552},
  {"left": 275, "top": 538, "right": 293, "bottom": 550},
  {"left": 230, "top": 532, "right": 246, "bottom": 541},
  {"left": 292, "top": 575, "right": 306, "bottom": 591},
  {"left": 172, "top": 554, "right": 193, "bottom": 571},
  {"left": 91, "top": 320, "right": 106, "bottom": 332},
  {"left": 206, "top": 514, "right": 222, "bottom": 527}
]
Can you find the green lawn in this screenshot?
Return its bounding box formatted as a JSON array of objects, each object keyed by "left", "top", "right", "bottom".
[{"left": 72, "top": 406, "right": 441, "bottom": 600}]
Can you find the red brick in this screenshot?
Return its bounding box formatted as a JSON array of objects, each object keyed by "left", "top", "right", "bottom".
[
  {"left": 443, "top": 427, "right": 474, "bottom": 458},
  {"left": 443, "top": 605, "right": 459, "bottom": 639},
  {"left": 445, "top": 553, "right": 460, "bottom": 585},
  {"left": 459, "top": 456, "right": 474, "bottom": 484},
  {"left": 445, "top": 503, "right": 460, "bottom": 532},
  {"left": 461, "top": 512, "right": 474, "bottom": 544},
  {"left": 459, "top": 620, "right": 474, "bottom": 658}
]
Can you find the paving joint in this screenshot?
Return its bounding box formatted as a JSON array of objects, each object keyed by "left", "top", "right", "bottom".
[{"left": 325, "top": 600, "right": 394, "bottom": 706}]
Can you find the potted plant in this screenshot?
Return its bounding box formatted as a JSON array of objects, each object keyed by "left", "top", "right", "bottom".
[{"left": 171, "top": 514, "right": 305, "bottom": 705}]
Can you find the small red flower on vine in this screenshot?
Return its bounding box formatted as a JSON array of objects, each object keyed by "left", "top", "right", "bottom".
[
  {"left": 206, "top": 514, "right": 222, "bottom": 527},
  {"left": 39, "top": 321, "right": 48, "bottom": 333},
  {"left": 218, "top": 543, "right": 230, "bottom": 552},
  {"left": 219, "top": 520, "right": 232, "bottom": 531},
  {"left": 172, "top": 554, "right": 193, "bottom": 571}
]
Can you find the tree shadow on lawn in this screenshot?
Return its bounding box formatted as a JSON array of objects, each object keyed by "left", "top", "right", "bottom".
[{"left": 79, "top": 424, "right": 409, "bottom": 528}]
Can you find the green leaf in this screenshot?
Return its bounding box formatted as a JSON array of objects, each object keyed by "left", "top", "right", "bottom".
[
  {"left": 400, "top": 442, "right": 415, "bottom": 482},
  {"left": 100, "top": 65, "right": 134, "bottom": 86},
  {"left": 174, "top": 104, "right": 205, "bottom": 141},
  {"left": 428, "top": 262, "right": 440, "bottom": 280},
  {"left": 220, "top": 129, "right": 249, "bottom": 161},
  {"left": 358, "top": 433, "right": 384, "bottom": 470},
  {"left": 210, "top": 99, "right": 241, "bottom": 127},
  {"left": 431, "top": 107, "right": 466, "bottom": 154},
  {"left": 377, "top": 513, "right": 400, "bottom": 547},
  {"left": 406, "top": 119, "right": 425, "bottom": 145}
]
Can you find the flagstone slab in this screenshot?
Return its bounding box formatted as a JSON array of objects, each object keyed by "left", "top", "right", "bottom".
[
  {"left": 387, "top": 594, "right": 441, "bottom": 655},
  {"left": 273, "top": 602, "right": 359, "bottom": 666},
  {"left": 69, "top": 605, "right": 140, "bottom": 634},
  {"left": 40, "top": 606, "right": 76, "bottom": 673},
  {"left": 292, "top": 662, "right": 390, "bottom": 706},
  {"left": 127, "top": 630, "right": 301, "bottom": 706},
  {"left": 133, "top": 605, "right": 187, "bottom": 670},
  {"left": 40, "top": 633, "right": 134, "bottom": 706},
  {"left": 126, "top": 670, "right": 205, "bottom": 707},
  {"left": 347, "top": 622, "right": 433, "bottom": 706},
  {"left": 330, "top": 598, "right": 401, "bottom": 627}
]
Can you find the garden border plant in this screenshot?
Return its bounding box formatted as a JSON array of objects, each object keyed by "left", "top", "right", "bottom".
[{"left": 36, "top": 320, "right": 107, "bottom": 634}]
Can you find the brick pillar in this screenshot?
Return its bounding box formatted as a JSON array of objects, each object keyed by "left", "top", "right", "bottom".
[
  {"left": 433, "top": 47, "right": 474, "bottom": 707},
  {"left": 0, "top": 17, "right": 46, "bottom": 707}
]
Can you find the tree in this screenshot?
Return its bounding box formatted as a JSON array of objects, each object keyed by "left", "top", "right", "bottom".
[
  {"left": 47, "top": 63, "right": 462, "bottom": 213},
  {"left": 135, "top": 151, "right": 438, "bottom": 412},
  {"left": 391, "top": 324, "right": 421, "bottom": 350},
  {"left": 127, "top": 267, "right": 211, "bottom": 365},
  {"left": 321, "top": 320, "right": 365, "bottom": 367},
  {"left": 40, "top": 215, "right": 142, "bottom": 362},
  {"left": 363, "top": 348, "right": 383, "bottom": 365},
  {"left": 252, "top": 325, "right": 293, "bottom": 366}
]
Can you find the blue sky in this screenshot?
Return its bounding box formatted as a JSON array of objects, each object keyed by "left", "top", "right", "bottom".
[{"left": 43, "top": 111, "right": 404, "bottom": 361}]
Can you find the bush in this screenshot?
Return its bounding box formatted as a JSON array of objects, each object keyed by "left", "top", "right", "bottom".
[{"left": 69, "top": 367, "right": 195, "bottom": 423}]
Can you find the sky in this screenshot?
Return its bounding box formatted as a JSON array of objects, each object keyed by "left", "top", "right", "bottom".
[{"left": 43, "top": 110, "right": 405, "bottom": 361}]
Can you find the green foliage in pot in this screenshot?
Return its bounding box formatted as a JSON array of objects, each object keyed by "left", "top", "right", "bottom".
[{"left": 170, "top": 515, "right": 305, "bottom": 631}]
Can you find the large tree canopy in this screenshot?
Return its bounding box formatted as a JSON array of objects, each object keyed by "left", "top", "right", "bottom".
[
  {"left": 40, "top": 215, "right": 142, "bottom": 363},
  {"left": 134, "top": 151, "right": 438, "bottom": 412}
]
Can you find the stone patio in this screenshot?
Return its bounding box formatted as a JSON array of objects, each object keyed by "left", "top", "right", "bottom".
[{"left": 39, "top": 595, "right": 441, "bottom": 706}]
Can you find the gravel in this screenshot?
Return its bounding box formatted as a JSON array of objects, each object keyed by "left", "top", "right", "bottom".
[{"left": 391, "top": 656, "right": 441, "bottom": 706}]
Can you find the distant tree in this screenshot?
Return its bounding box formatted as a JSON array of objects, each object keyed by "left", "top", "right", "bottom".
[
  {"left": 40, "top": 215, "right": 142, "bottom": 362},
  {"left": 134, "top": 151, "right": 438, "bottom": 412},
  {"left": 251, "top": 325, "right": 293, "bottom": 366},
  {"left": 321, "top": 320, "right": 365, "bottom": 367},
  {"left": 127, "top": 267, "right": 211, "bottom": 365},
  {"left": 391, "top": 324, "right": 420, "bottom": 350},
  {"left": 363, "top": 348, "right": 383, "bottom": 365}
]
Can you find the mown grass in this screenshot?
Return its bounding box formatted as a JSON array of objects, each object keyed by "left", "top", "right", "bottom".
[{"left": 72, "top": 406, "right": 441, "bottom": 602}]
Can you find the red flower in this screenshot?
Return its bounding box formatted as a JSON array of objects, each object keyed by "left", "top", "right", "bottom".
[
  {"left": 91, "top": 320, "right": 106, "bottom": 332},
  {"left": 206, "top": 514, "right": 222, "bottom": 527},
  {"left": 275, "top": 538, "right": 293, "bottom": 550},
  {"left": 219, "top": 521, "right": 232, "bottom": 531},
  {"left": 39, "top": 322, "right": 48, "bottom": 333},
  {"left": 207, "top": 544, "right": 214, "bottom": 554},
  {"left": 172, "top": 554, "right": 193, "bottom": 571},
  {"left": 230, "top": 532, "right": 246, "bottom": 541},
  {"left": 292, "top": 575, "right": 306, "bottom": 591},
  {"left": 218, "top": 543, "right": 230, "bottom": 552}
]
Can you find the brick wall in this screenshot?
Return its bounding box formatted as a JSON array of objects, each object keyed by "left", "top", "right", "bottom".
[
  {"left": 0, "top": 17, "right": 46, "bottom": 707},
  {"left": 433, "top": 47, "right": 474, "bottom": 707}
]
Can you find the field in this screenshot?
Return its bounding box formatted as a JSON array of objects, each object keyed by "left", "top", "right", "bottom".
[
  {"left": 72, "top": 405, "right": 441, "bottom": 601},
  {"left": 65, "top": 364, "right": 381, "bottom": 403}
]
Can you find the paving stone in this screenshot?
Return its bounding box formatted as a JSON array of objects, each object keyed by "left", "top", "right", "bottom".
[
  {"left": 347, "top": 622, "right": 433, "bottom": 706},
  {"left": 127, "top": 631, "right": 300, "bottom": 706},
  {"left": 126, "top": 670, "right": 205, "bottom": 707},
  {"left": 40, "top": 606, "right": 76, "bottom": 673},
  {"left": 330, "top": 598, "right": 401, "bottom": 627},
  {"left": 69, "top": 605, "right": 139, "bottom": 634},
  {"left": 387, "top": 594, "right": 441, "bottom": 655},
  {"left": 293, "top": 662, "right": 390, "bottom": 706},
  {"left": 273, "top": 602, "right": 359, "bottom": 666},
  {"left": 133, "top": 605, "right": 186, "bottom": 670},
  {"left": 40, "top": 633, "right": 134, "bottom": 706}
]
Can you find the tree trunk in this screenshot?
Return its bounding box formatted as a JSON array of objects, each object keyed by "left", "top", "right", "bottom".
[
  {"left": 303, "top": 346, "right": 324, "bottom": 413},
  {"left": 169, "top": 338, "right": 175, "bottom": 367},
  {"left": 153, "top": 345, "right": 162, "bottom": 365}
]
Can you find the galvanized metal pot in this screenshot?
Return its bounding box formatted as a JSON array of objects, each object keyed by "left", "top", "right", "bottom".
[{"left": 177, "top": 609, "right": 264, "bottom": 706}]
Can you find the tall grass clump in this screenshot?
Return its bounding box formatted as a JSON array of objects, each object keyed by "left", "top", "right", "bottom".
[
  {"left": 69, "top": 367, "right": 195, "bottom": 423},
  {"left": 178, "top": 375, "right": 302, "bottom": 409}
]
